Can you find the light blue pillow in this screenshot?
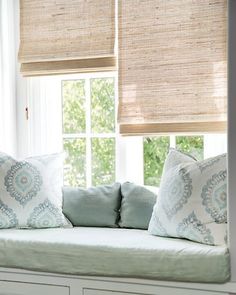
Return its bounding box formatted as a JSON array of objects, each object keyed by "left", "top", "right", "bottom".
[
  {"left": 63, "top": 183, "right": 121, "bottom": 227},
  {"left": 0, "top": 152, "right": 70, "bottom": 229},
  {"left": 119, "top": 182, "right": 157, "bottom": 229},
  {"left": 149, "top": 149, "right": 227, "bottom": 245}
]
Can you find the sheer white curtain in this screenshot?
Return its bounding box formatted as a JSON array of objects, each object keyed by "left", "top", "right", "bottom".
[
  {"left": 7, "top": 0, "right": 62, "bottom": 159},
  {"left": 27, "top": 76, "right": 63, "bottom": 157},
  {"left": 0, "top": 0, "right": 17, "bottom": 155}
]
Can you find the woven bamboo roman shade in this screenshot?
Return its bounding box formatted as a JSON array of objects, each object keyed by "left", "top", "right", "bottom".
[
  {"left": 19, "top": 0, "right": 116, "bottom": 76},
  {"left": 118, "top": 0, "right": 227, "bottom": 135}
]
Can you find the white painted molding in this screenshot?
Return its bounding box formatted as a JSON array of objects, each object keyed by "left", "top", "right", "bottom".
[
  {"left": 0, "top": 0, "right": 17, "bottom": 156},
  {"left": 228, "top": 0, "right": 236, "bottom": 283},
  {"left": 0, "top": 268, "right": 235, "bottom": 295}
]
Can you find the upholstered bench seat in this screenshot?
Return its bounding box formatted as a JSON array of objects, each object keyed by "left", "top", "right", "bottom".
[{"left": 0, "top": 227, "right": 230, "bottom": 283}]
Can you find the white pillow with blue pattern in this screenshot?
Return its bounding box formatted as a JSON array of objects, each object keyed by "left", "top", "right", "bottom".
[
  {"left": 148, "top": 149, "right": 227, "bottom": 245},
  {"left": 0, "top": 152, "right": 70, "bottom": 229}
]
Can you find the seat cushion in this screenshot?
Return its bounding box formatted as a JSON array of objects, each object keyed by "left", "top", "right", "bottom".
[{"left": 0, "top": 227, "right": 230, "bottom": 283}]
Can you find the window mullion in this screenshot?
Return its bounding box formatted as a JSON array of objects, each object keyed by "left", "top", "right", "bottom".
[
  {"left": 170, "top": 135, "right": 176, "bottom": 148},
  {"left": 85, "top": 78, "right": 92, "bottom": 187}
]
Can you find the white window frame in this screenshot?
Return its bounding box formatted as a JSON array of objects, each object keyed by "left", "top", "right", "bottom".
[
  {"left": 123, "top": 134, "right": 227, "bottom": 186},
  {"left": 22, "top": 72, "right": 119, "bottom": 188},
  {"left": 62, "top": 72, "right": 118, "bottom": 187},
  {"left": 19, "top": 72, "right": 227, "bottom": 189}
]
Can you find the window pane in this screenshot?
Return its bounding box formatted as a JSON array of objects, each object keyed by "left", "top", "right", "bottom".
[
  {"left": 64, "top": 138, "right": 86, "bottom": 187},
  {"left": 144, "top": 137, "right": 170, "bottom": 187},
  {"left": 91, "top": 78, "right": 115, "bottom": 133},
  {"left": 176, "top": 136, "right": 204, "bottom": 160},
  {"left": 92, "top": 138, "right": 115, "bottom": 186},
  {"left": 62, "top": 80, "right": 86, "bottom": 133}
]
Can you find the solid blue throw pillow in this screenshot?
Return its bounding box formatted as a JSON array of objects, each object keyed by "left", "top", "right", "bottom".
[
  {"left": 63, "top": 183, "right": 121, "bottom": 227},
  {"left": 119, "top": 182, "right": 157, "bottom": 229}
]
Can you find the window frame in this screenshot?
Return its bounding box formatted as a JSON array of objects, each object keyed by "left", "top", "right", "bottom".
[
  {"left": 142, "top": 134, "right": 227, "bottom": 187},
  {"left": 61, "top": 72, "right": 118, "bottom": 188},
  {"left": 23, "top": 73, "right": 227, "bottom": 189}
]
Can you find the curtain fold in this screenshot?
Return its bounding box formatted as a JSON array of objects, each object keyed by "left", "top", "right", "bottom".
[
  {"left": 118, "top": 0, "right": 227, "bottom": 135},
  {"left": 0, "top": 0, "right": 17, "bottom": 154},
  {"left": 19, "top": 0, "right": 116, "bottom": 76}
]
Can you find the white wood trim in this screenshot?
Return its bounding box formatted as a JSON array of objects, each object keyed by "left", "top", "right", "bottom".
[
  {"left": 0, "top": 268, "right": 235, "bottom": 295},
  {"left": 169, "top": 135, "right": 176, "bottom": 148},
  {"left": 204, "top": 134, "right": 227, "bottom": 159},
  {"left": 85, "top": 77, "right": 92, "bottom": 187},
  {"left": 228, "top": 0, "right": 236, "bottom": 283},
  {"left": 63, "top": 134, "right": 116, "bottom": 139},
  {"left": 0, "top": 0, "right": 17, "bottom": 156},
  {"left": 61, "top": 73, "right": 117, "bottom": 188}
]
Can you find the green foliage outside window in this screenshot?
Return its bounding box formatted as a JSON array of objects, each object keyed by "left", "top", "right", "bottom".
[
  {"left": 144, "top": 136, "right": 204, "bottom": 186},
  {"left": 63, "top": 138, "right": 86, "bottom": 187},
  {"left": 63, "top": 78, "right": 115, "bottom": 187},
  {"left": 63, "top": 78, "right": 204, "bottom": 188},
  {"left": 144, "top": 137, "right": 170, "bottom": 187},
  {"left": 91, "top": 78, "right": 115, "bottom": 133},
  {"left": 92, "top": 138, "right": 115, "bottom": 186},
  {"left": 176, "top": 136, "right": 204, "bottom": 160},
  {"left": 63, "top": 80, "right": 86, "bottom": 133}
]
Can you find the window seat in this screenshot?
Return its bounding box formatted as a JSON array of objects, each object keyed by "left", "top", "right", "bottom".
[{"left": 0, "top": 227, "right": 230, "bottom": 284}]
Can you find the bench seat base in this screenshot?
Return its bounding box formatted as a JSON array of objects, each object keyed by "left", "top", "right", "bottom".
[{"left": 0, "top": 268, "right": 235, "bottom": 295}]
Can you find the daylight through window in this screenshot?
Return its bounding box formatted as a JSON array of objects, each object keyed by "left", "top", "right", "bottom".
[
  {"left": 61, "top": 74, "right": 224, "bottom": 189},
  {"left": 62, "top": 76, "right": 116, "bottom": 187}
]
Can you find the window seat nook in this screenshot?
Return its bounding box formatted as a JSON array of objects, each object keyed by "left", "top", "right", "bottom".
[{"left": 0, "top": 227, "right": 230, "bottom": 283}]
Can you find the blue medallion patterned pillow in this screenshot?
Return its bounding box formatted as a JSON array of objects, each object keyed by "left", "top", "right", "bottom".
[
  {"left": 148, "top": 149, "right": 227, "bottom": 245},
  {"left": 0, "top": 152, "right": 70, "bottom": 229}
]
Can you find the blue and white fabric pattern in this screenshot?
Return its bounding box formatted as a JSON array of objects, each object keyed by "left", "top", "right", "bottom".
[
  {"left": 0, "top": 152, "right": 70, "bottom": 229},
  {"left": 148, "top": 149, "right": 227, "bottom": 245}
]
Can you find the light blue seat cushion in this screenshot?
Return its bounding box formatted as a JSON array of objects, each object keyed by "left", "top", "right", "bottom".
[
  {"left": 62, "top": 183, "right": 121, "bottom": 227},
  {"left": 0, "top": 227, "right": 230, "bottom": 283},
  {"left": 119, "top": 182, "right": 157, "bottom": 229}
]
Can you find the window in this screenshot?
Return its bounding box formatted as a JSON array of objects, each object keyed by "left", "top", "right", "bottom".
[
  {"left": 25, "top": 75, "right": 227, "bottom": 189},
  {"left": 143, "top": 136, "right": 170, "bottom": 187},
  {"left": 143, "top": 136, "right": 204, "bottom": 187},
  {"left": 62, "top": 75, "right": 116, "bottom": 187}
]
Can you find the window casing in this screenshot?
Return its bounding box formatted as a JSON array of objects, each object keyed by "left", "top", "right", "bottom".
[
  {"left": 62, "top": 75, "right": 117, "bottom": 187},
  {"left": 23, "top": 73, "right": 227, "bottom": 189}
]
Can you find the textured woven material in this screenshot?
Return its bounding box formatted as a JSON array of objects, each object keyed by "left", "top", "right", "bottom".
[
  {"left": 118, "top": 0, "right": 227, "bottom": 134},
  {"left": 0, "top": 227, "right": 230, "bottom": 283},
  {"left": 19, "top": 0, "right": 116, "bottom": 76}
]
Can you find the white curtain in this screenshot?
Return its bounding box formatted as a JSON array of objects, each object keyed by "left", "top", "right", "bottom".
[
  {"left": 27, "top": 76, "right": 63, "bottom": 157},
  {"left": 0, "top": 0, "right": 17, "bottom": 155}
]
